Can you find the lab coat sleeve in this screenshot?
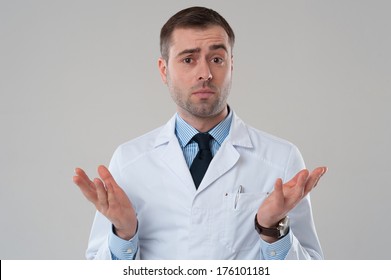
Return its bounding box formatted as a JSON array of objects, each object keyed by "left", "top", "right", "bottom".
[
  {"left": 282, "top": 145, "right": 324, "bottom": 260},
  {"left": 85, "top": 146, "right": 140, "bottom": 260},
  {"left": 85, "top": 211, "right": 113, "bottom": 260}
]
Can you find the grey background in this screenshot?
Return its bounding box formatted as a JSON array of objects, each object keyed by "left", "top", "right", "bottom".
[{"left": 1, "top": 0, "right": 390, "bottom": 259}]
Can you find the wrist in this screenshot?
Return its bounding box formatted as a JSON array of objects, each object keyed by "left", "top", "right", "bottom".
[
  {"left": 113, "top": 222, "right": 138, "bottom": 241},
  {"left": 256, "top": 213, "right": 283, "bottom": 228},
  {"left": 254, "top": 214, "right": 290, "bottom": 240}
]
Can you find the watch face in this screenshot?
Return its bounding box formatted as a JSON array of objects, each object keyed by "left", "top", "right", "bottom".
[{"left": 278, "top": 217, "right": 289, "bottom": 237}]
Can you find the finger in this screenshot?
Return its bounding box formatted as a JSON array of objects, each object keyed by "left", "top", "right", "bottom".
[
  {"left": 293, "top": 170, "right": 308, "bottom": 198},
  {"left": 75, "top": 168, "right": 98, "bottom": 191},
  {"left": 73, "top": 175, "right": 94, "bottom": 195},
  {"left": 74, "top": 168, "right": 93, "bottom": 185},
  {"left": 97, "top": 165, "right": 119, "bottom": 189},
  {"left": 98, "top": 165, "right": 132, "bottom": 209},
  {"left": 304, "top": 166, "right": 327, "bottom": 195},
  {"left": 73, "top": 169, "right": 98, "bottom": 202},
  {"left": 94, "top": 178, "right": 109, "bottom": 212},
  {"left": 308, "top": 166, "right": 327, "bottom": 187},
  {"left": 297, "top": 169, "right": 309, "bottom": 186},
  {"left": 105, "top": 180, "right": 118, "bottom": 206},
  {"left": 73, "top": 173, "right": 87, "bottom": 188},
  {"left": 285, "top": 169, "right": 309, "bottom": 187}
]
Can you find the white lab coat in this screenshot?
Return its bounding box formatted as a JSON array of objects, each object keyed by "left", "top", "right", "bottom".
[{"left": 86, "top": 112, "right": 323, "bottom": 260}]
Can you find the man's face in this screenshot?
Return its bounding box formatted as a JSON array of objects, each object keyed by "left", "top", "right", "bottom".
[{"left": 158, "top": 26, "right": 233, "bottom": 120}]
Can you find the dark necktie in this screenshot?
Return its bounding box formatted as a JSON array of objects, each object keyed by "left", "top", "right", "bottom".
[{"left": 190, "top": 133, "right": 213, "bottom": 189}]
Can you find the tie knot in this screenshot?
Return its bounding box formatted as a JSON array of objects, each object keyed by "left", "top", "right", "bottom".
[{"left": 192, "top": 133, "right": 212, "bottom": 151}]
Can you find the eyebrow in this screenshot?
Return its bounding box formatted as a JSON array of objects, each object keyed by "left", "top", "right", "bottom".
[
  {"left": 176, "top": 44, "right": 228, "bottom": 57},
  {"left": 177, "top": 47, "right": 201, "bottom": 57},
  {"left": 209, "top": 44, "right": 228, "bottom": 53}
]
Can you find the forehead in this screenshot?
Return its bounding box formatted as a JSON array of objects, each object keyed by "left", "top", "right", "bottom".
[{"left": 169, "top": 26, "right": 231, "bottom": 55}]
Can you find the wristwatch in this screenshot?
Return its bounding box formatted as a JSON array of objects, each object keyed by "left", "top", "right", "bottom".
[{"left": 254, "top": 214, "right": 289, "bottom": 239}]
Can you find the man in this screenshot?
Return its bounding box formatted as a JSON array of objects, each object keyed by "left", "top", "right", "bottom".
[{"left": 73, "top": 6, "right": 327, "bottom": 260}]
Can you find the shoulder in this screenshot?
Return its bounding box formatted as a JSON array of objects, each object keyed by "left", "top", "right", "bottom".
[
  {"left": 117, "top": 126, "right": 163, "bottom": 156},
  {"left": 232, "top": 113, "right": 303, "bottom": 169},
  {"left": 109, "top": 122, "right": 170, "bottom": 171},
  {"left": 232, "top": 112, "right": 298, "bottom": 152},
  {"left": 249, "top": 124, "right": 297, "bottom": 152},
  {"left": 112, "top": 114, "right": 176, "bottom": 162}
]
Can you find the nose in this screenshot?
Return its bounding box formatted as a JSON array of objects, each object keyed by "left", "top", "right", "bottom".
[
  {"left": 197, "top": 61, "right": 213, "bottom": 81},
  {"left": 199, "top": 73, "right": 212, "bottom": 81}
]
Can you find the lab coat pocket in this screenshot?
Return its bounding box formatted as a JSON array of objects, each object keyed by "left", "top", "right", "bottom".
[{"left": 220, "top": 192, "right": 268, "bottom": 252}]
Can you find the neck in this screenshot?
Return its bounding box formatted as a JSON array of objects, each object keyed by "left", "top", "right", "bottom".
[{"left": 178, "top": 106, "right": 229, "bottom": 132}]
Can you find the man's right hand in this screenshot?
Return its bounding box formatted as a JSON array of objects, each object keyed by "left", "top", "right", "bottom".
[{"left": 73, "top": 165, "right": 137, "bottom": 240}]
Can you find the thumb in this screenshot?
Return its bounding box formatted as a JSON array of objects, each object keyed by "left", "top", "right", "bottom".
[
  {"left": 97, "top": 165, "right": 118, "bottom": 188},
  {"left": 97, "top": 165, "right": 111, "bottom": 178},
  {"left": 274, "top": 178, "right": 283, "bottom": 195}
]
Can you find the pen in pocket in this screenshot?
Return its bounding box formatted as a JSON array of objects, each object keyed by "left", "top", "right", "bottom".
[{"left": 234, "top": 185, "right": 244, "bottom": 209}]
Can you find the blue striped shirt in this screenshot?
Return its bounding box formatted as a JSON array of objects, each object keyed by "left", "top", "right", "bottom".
[{"left": 175, "top": 110, "right": 233, "bottom": 167}]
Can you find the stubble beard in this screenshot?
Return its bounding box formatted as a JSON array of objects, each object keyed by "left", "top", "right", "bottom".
[{"left": 168, "top": 79, "right": 231, "bottom": 119}]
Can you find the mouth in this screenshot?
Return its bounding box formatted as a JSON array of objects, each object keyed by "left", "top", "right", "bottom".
[{"left": 192, "top": 88, "right": 215, "bottom": 99}]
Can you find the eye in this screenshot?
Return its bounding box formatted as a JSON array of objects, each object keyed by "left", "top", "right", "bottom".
[
  {"left": 183, "top": 57, "right": 193, "bottom": 64},
  {"left": 212, "top": 57, "right": 224, "bottom": 64}
]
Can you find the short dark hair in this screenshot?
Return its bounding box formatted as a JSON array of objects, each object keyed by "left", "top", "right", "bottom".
[{"left": 160, "top": 6, "right": 235, "bottom": 61}]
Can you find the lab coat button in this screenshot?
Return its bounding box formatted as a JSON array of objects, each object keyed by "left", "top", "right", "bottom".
[
  {"left": 270, "top": 250, "right": 276, "bottom": 257},
  {"left": 126, "top": 248, "right": 132, "bottom": 253}
]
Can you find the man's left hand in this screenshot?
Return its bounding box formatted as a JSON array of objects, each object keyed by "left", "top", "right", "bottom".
[{"left": 256, "top": 167, "right": 327, "bottom": 242}]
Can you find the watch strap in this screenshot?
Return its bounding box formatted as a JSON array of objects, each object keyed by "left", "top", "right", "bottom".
[{"left": 254, "top": 214, "right": 288, "bottom": 238}]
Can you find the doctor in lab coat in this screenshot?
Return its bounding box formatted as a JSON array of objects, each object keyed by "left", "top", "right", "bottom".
[{"left": 73, "top": 6, "right": 327, "bottom": 260}]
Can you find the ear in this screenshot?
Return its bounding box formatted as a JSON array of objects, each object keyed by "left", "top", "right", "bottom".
[
  {"left": 158, "top": 57, "right": 168, "bottom": 84},
  {"left": 231, "top": 55, "right": 234, "bottom": 72}
]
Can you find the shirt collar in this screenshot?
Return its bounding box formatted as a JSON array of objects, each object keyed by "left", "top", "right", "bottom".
[{"left": 175, "top": 107, "right": 233, "bottom": 148}]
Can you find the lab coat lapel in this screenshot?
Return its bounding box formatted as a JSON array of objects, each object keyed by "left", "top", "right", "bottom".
[
  {"left": 198, "top": 113, "right": 253, "bottom": 191},
  {"left": 198, "top": 142, "right": 239, "bottom": 190},
  {"left": 155, "top": 115, "right": 195, "bottom": 192}
]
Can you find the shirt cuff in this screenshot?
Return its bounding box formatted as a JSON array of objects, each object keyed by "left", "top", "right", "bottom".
[
  {"left": 108, "top": 225, "right": 139, "bottom": 260},
  {"left": 259, "top": 230, "right": 292, "bottom": 260}
]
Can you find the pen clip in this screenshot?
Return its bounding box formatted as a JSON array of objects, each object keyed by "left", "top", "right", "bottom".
[{"left": 234, "top": 185, "right": 243, "bottom": 209}]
